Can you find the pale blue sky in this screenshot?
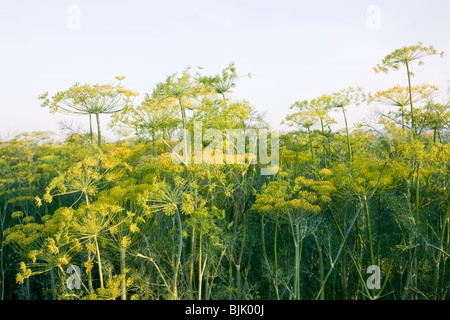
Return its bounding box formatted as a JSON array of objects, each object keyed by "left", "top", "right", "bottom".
[{"left": 1, "top": 0, "right": 450, "bottom": 139}]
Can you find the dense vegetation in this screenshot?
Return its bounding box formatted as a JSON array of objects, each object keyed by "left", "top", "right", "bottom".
[{"left": 1, "top": 43, "right": 449, "bottom": 300}]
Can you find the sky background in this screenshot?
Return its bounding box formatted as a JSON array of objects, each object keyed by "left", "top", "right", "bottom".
[{"left": 1, "top": 0, "right": 450, "bottom": 140}]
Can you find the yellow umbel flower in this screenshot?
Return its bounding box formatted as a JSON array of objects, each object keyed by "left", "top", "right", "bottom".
[{"left": 121, "top": 236, "right": 132, "bottom": 249}]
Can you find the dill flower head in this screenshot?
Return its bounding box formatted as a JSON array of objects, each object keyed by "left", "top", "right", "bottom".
[
  {"left": 129, "top": 223, "right": 140, "bottom": 233},
  {"left": 11, "top": 211, "right": 24, "bottom": 219},
  {"left": 318, "top": 168, "right": 333, "bottom": 178},
  {"left": 121, "top": 236, "right": 132, "bottom": 249}
]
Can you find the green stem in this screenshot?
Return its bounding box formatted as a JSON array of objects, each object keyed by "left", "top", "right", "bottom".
[
  {"left": 236, "top": 212, "right": 247, "bottom": 297},
  {"left": 206, "top": 249, "right": 226, "bottom": 300},
  {"left": 94, "top": 235, "right": 104, "bottom": 290},
  {"left": 188, "top": 224, "right": 196, "bottom": 298},
  {"left": 364, "top": 198, "right": 375, "bottom": 267},
  {"left": 198, "top": 224, "right": 203, "bottom": 300},
  {"left": 415, "top": 164, "right": 420, "bottom": 222},
  {"left": 0, "top": 200, "right": 6, "bottom": 301},
  {"left": 320, "top": 118, "right": 327, "bottom": 167},
  {"left": 287, "top": 209, "right": 301, "bottom": 300},
  {"left": 152, "top": 128, "right": 156, "bottom": 157},
  {"left": 434, "top": 191, "right": 450, "bottom": 297},
  {"left": 341, "top": 106, "right": 352, "bottom": 162},
  {"left": 314, "top": 234, "right": 325, "bottom": 300},
  {"left": 95, "top": 113, "right": 102, "bottom": 147},
  {"left": 179, "top": 99, "right": 189, "bottom": 167},
  {"left": 84, "top": 192, "right": 93, "bottom": 293},
  {"left": 50, "top": 269, "right": 57, "bottom": 300},
  {"left": 406, "top": 62, "right": 415, "bottom": 137},
  {"left": 173, "top": 207, "right": 183, "bottom": 300},
  {"left": 401, "top": 105, "right": 405, "bottom": 131},
  {"left": 402, "top": 248, "right": 416, "bottom": 300},
  {"left": 89, "top": 113, "right": 94, "bottom": 145},
  {"left": 307, "top": 126, "right": 314, "bottom": 161},
  {"left": 120, "top": 247, "right": 126, "bottom": 300},
  {"left": 274, "top": 218, "right": 280, "bottom": 300}
]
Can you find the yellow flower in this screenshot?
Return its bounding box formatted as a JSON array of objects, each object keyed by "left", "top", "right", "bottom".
[
  {"left": 129, "top": 223, "right": 140, "bottom": 233},
  {"left": 163, "top": 203, "right": 176, "bottom": 216},
  {"left": 318, "top": 168, "right": 333, "bottom": 178},
  {"left": 47, "top": 238, "right": 59, "bottom": 255},
  {"left": 121, "top": 236, "right": 132, "bottom": 249},
  {"left": 16, "top": 273, "right": 25, "bottom": 285},
  {"left": 11, "top": 211, "right": 24, "bottom": 219},
  {"left": 35, "top": 196, "right": 42, "bottom": 207},
  {"left": 84, "top": 260, "right": 93, "bottom": 273},
  {"left": 58, "top": 257, "right": 70, "bottom": 265}
]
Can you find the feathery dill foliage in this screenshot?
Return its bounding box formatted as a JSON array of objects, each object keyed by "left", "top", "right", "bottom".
[{"left": 1, "top": 50, "right": 450, "bottom": 300}]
